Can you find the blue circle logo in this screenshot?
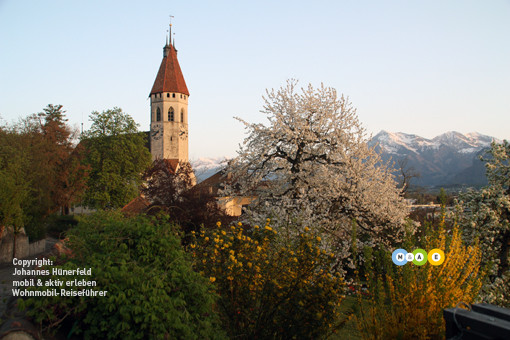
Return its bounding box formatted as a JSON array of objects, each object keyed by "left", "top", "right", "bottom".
[{"left": 392, "top": 248, "right": 408, "bottom": 266}]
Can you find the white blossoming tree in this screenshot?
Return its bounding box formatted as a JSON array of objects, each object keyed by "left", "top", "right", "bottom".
[
  {"left": 458, "top": 140, "right": 510, "bottom": 306},
  {"left": 222, "top": 80, "right": 409, "bottom": 260}
]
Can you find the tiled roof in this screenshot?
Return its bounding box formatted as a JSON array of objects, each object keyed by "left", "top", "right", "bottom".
[
  {"left": 162, "top": 159, "right": 180, "bottom": 174},
  {"left": 150, "top": 44, "right": 189, "bottom": 96},
  {"left": 121, "top": 196, "right": 150, "bottom": 216}
]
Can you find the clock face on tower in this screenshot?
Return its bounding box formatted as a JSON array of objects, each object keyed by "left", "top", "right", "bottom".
[
  {"left": 179, "top": 125, "right": 188, "bottom": 140},
  {"left": 152, "top": 124, "right": 162, "bottom": 140}
]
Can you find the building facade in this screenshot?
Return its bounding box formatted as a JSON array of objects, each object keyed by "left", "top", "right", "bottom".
[{"left": 149, "top": 37, "right": 190, "bottom": 163}]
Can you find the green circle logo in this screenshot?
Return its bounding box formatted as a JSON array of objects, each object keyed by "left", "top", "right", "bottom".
[{"left": 412, "top": 249, "right": 428, "bottom": 266}]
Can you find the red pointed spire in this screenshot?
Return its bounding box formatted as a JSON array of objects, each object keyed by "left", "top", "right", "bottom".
[{"left": 150, "top": 42, "right": 189, "bottom": 96}]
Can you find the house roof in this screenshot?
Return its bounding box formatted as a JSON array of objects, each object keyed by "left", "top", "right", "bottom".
[
  {"left": 195, "top": 170, "right": 226, "bottom": 196},
  {"left": 121, "top": 195, "right": 150, "bottom": 216},
  {"left": 162, "top": 159, "right": 180, "bottom": 174},
  {"left": 150, "top": 43, "right": 189, "bottom": 96}
]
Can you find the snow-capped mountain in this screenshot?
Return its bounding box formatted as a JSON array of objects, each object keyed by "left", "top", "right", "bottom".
[
  {"left": 192, "top": 131, "right": 501, "bottom": 188},
  {"left": 191, "top": 157, "right": 228, "bottom": 183},
  {"left": 370, "top": 131, "right": 500, "bottom": 187}
]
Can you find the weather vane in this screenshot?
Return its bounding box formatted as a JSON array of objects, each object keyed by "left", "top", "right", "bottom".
[{"left": 169, "top": 15, "right": 174, "bottom": 46}]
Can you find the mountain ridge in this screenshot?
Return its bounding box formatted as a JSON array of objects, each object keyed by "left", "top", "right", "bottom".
[
  {"left": 192, "top": 131, "right": 502, "bottom": 188},
  {"left": 370, "top": 130, "right": 500, "bottom": 188}
]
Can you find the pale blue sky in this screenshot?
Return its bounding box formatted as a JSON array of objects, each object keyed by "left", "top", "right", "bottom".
[{"left": 1, "top": 0, "right": 509, "bottom": 159}]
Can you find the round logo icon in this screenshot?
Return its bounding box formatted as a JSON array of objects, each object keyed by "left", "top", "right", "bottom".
[
  {"left": 428, "top": 249, "right": 445, "bottom": 266},
  {"left": 412, "top": 249, "right": 428, "bottom": 266},
  {"left": 405, "top": 252, "right": 414, "bottom": 262},
  {"left": 392, "top": 249, "right": 408, "bottom": 266}
]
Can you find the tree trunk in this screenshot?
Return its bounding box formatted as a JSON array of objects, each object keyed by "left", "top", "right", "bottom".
[{"left": 12, "top": 232, "right": 17, "bottom": 260}]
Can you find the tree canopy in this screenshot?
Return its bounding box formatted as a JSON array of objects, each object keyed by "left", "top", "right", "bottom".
[
  {"left": 141, "top": 160, "right": 231, "bottom": 232},
  {"left": 222, "top": 80, "right": 408, "bottom": 259},
  {"left": 81, "top": 108, "right": 151, "bottom": 209},
  {"left": 21, "top": 211, "right": 224, "bottom": 339},
  {"left": 0, "top": 105, "right": 88, "bottom": 240},
  {"left": 0, "top": 127, "right": 30, "bottom": 231},
  {"left": 460, "top": 140, "right": 510, "bottom": 276},
  {"left": 457, "top": 140, "right": 510, "bottom": 306}
]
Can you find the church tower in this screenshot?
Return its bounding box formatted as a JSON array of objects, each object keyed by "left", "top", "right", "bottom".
[{"left": 149, "top": 23, "right": 189, "bottom": 164}]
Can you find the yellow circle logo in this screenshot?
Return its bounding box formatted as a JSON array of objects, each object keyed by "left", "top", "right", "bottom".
[{"left": 428, "top": 249, "right": 445, "bottom": 266}]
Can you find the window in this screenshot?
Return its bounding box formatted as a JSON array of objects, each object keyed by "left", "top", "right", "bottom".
[
  {"left": 180, "top": 109, "right": 184, "bottom": 122},
  {"left": 168, "top": 107, "right": 174, "bottom": 121},
  {"left": 172, "top": 93, "right": 175, "bottom": 98},
  {"left": 156, "top": 107, "right": 161, "bottom": 121},
  {"left": 167, "top": 93, "right": 170, "bottom": 97}
]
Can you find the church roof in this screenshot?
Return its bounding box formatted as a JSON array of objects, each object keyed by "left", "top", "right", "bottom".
[
  {"left": 162, "top": 159, "right": 180, "bottom": 173},
  {"left": 150, "top": 43, "right": 189, "bottom": 96}
]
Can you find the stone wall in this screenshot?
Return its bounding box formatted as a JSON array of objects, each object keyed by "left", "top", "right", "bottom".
[
  {"left": 28, "top": 239, "right": 46, "bottom": 256},
  {"left": 0, "top": 227, "right": 45, "bottom": 264}
]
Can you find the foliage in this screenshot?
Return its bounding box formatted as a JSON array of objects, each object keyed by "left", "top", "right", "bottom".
[
  {"left": 143, "top": 160, "right": 195, "bottom": 205},
  {"left": 45, "top": 214, "right": 79, "bottom": 238},
  {"left": 191, "top": 220, "right": 346, "bottom": 339},
  {"left": 479, "top": 271, "right": 510, "bottom": 308},
  {"left": 458, "top": 140, "right": 510, "bottom": 306},
  {"left": 0, "top": 126, "right": 32, "bottom": 257},
  {"left": 20, "top": 211, "right": 224, "bottom": 339},
  {"left": 458, "top": 140, "right": 509, "bottom": 275},
  {"left": 222, "top": 80, "right": 409, "bottom": 263},
  {"left": 0, "top": 127, "right": 30, "bottom": 231},
  {"left": 141, "top": 159, "right": 232, "bottom": 233},
  {"left": 81, "top": 108, "right": 152, "bottom": 209},
  {"left": 25, "top": 104, "right": 89, "bottom": 216},
  {"left": 39, "top": 104, "right": 89, "bottom": 215},
  {"left": 355, "top": 223, "right": 484, "bottom": 339},
  {"left": 0, "top": 105, "right": 88, "bottom": 241}
]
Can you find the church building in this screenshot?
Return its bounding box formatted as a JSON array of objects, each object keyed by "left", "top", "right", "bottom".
[
  {"left": 149, "top": 25, "right": 190, "bottom": 169},
  {"left": 123, "top": 23, "right": 249, "bottom": 216}
]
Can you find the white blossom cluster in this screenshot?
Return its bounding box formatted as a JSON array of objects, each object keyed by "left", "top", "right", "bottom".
[
  {"left": 479, "top": 271, "right": 510, "bottom": 308},
  {"left": 458, "top": 140, "right": 510, "bottom": 305},
  {"left": 221, "top": 80, "right": 409, "bottom": 262}
]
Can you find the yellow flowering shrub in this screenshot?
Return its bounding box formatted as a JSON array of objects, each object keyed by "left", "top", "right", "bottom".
[
  {"left": 356, "top": 224, "right": 484, "bottom": 339},
  {"left": 190, "top": 220, "right": 345, "bottom": 339}
]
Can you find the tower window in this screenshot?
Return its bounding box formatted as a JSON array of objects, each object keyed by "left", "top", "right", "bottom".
[
  {"left": 180, "top": 94, "right": 182, "bottom": 99},
  {"left": 168, "top": 107, "right": 174, "bottom": 121},
  {"left": 167, "top": 93, "right": 170, "bottom": 97},
  {"left": 172, "top": 93, "right": 175, "bottom": 98},
  {"left": 180, "top": 109, "right": 184, "bottom": 122},
  {"left": 156, "top": 107, "right": 161, "bottom": 121}
]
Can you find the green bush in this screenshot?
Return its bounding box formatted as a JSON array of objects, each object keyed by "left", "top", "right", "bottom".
[
  {"left": 24, "top": 219, "right": 46, "bottom": 242},
  {"left": 45, "top": 214, "right": 79, "bottom": 238},
  {"left": 21, "top": 211, "right": 224, "bottom": 340}
]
